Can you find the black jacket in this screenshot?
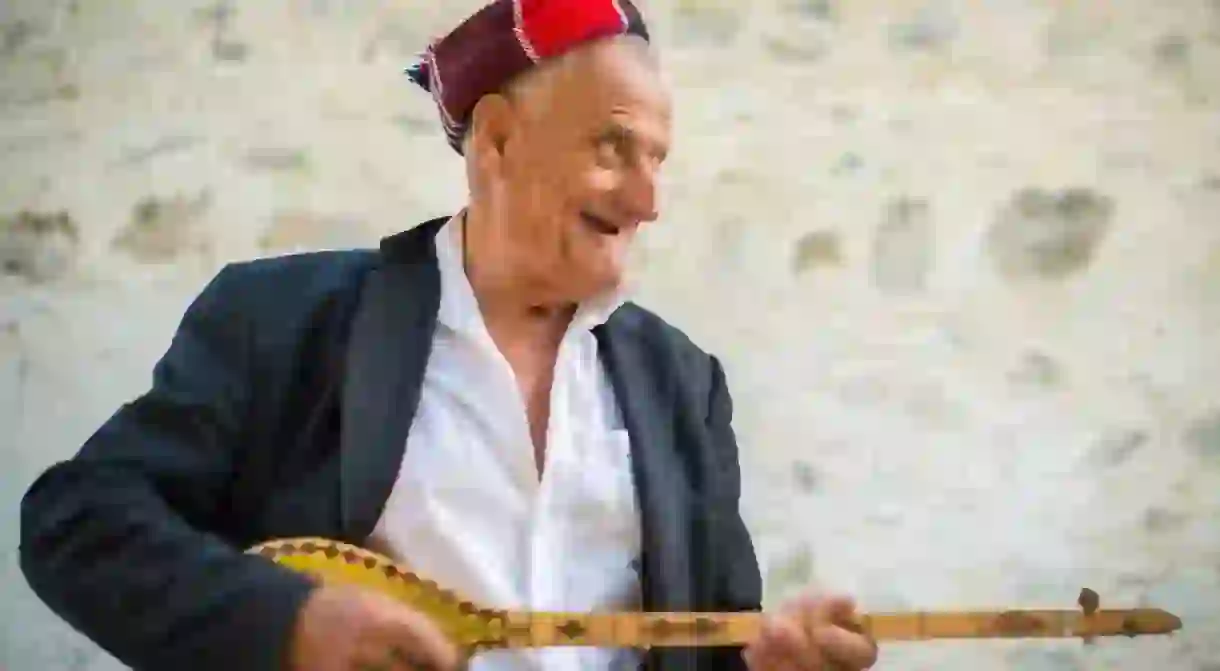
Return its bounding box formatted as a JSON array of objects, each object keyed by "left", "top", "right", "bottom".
[{"left": 19, "top": 216, "right": 762, "bottom": 670}]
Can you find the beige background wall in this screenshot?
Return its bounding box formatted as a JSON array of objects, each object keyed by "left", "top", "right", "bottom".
[{"left": 2, "top": 0, "right": 1218, "bottom": 668}]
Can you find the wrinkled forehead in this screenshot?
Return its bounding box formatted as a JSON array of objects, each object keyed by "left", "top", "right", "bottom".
[{"left": 513, "top": 36, "right": 672, "bottom": 133}]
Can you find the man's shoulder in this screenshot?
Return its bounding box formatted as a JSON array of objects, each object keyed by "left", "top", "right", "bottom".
[
  {"left": 612, "top": 301, "right": 698, "bottom": 345},
  {"left": 188, "top": 248, "right": 380, "bottom": 336},
  {"left": 206, "top": 248, "right": 377, "bottom": 304},
  {"left": 205, "top": 216, "right": 447, "bottom": 307},
  {"left": 219, "top": 248, "right": 379, "bottom": 289},
  {"left": 612, "top": 301, "right": 719, "bottom": 372}
]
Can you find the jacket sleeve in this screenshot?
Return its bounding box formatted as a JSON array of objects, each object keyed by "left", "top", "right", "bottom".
[
  {"left": 18, "top": 264, "right": 316, "bottom": 671},
  {"left": 705, "top": 355, "right": 764, "bottom": 670}
]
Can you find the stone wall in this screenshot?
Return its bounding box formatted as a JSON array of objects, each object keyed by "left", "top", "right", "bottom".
[{"left": 2, "top": 0, "right": 1218, "bottom": 669}]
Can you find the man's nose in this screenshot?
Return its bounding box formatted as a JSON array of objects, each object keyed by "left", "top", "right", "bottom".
[{"left": 620, "top": 161, "right": 659, "bottom": 223}]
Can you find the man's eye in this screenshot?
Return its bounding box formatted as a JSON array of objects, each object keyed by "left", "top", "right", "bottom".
[
  {"left": 595, "top": 136, "right": 624, "bottom": 163},
  {"left": 595, "top": 127, "right": 632, "bottom": 156}
]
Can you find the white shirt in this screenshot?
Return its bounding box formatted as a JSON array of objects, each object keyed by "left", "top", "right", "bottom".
[{"left": 368, "top": 216, "right": 644, "bottom": 671}]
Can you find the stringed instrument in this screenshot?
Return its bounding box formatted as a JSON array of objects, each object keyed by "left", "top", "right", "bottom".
[{"left": 248, "top": 537, "right": 1183, "bottom": 658}]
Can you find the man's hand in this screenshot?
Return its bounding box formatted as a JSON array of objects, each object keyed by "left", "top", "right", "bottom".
[
  {"left": 288, "top": 585, "right": 463, "bottom": 671},
  {"left": 742, "top": 591, "right": 878, "bottom": 671}
]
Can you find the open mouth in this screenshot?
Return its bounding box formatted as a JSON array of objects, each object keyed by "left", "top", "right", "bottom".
[{"left": 580, "top": 211, "right": 622, "bottom": 236}]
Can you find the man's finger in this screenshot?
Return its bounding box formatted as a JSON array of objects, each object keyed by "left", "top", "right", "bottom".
[
  {"left": 806, "top": 594, "right": 857, "bottom": 623},
  {"left": 384, "top": 608, "right": 462, "bottom": 670},
  {"left": 743, "top": 645, "right": 807, "bottom": 671},
  {"left": 355, "top": 645, "right": 429, "bottom": 671},
  {"left": 758, "top": 615, "right": 824, "bottom": 670},
  {"left": 386, "top": 645, "right": 435, "bottom": 670},
  {"left": 811, "top": 623, "right": 878, "bottom": 670}
]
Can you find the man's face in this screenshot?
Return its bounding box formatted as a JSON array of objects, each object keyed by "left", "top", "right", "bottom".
[{"left": 475, "top": 37, "right": 672, "bottom": 304}]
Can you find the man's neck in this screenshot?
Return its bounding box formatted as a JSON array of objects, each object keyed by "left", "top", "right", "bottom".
[{"left": 457, "top": 209, "right": 577, "bottom": 336}]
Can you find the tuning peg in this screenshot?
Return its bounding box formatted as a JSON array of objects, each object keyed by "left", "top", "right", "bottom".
[{"left": 1078, "top": 587, "right": 1100, "bottom": 645}]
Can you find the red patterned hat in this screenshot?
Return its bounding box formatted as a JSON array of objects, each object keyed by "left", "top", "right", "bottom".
[{"left": 405, "top": 0, "right": 651, "bottom": 154}]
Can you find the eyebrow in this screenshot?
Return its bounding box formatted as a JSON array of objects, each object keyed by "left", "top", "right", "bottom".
[{"left": 596, "top": 120, "right": 666, "bottom": 159}]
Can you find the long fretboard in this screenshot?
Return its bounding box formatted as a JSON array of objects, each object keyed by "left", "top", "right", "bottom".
[
  {"left": 246, "top": 537, "right": 1183, "bottom": 650},
  {"left": 488, "top": 607, "right": 1182, "bottom": 648}
]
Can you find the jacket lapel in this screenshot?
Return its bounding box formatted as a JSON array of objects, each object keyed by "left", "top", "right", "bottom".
[
  {"left": 338, "top": 218, "right": 447, "bottom": 542},
  {"left": 596, "top": 317, "right": 697, "bottom": 670}
]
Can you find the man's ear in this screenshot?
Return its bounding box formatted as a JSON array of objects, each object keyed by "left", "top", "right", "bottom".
[{"left": 468, "top": 93, "right": 514, "bottom": 162}]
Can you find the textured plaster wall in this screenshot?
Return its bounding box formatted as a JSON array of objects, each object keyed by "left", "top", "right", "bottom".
[{"left": 1, "top": 0, "right": 1218, "bottom": 669}]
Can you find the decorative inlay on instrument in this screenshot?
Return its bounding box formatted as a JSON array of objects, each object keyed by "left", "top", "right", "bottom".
[{"left": 247, "top": 538, "right": 1183, "bottom": 655}]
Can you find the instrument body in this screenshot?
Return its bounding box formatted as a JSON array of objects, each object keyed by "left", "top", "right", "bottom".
[{"left": 248, "top": 538, "right": 1183, "bottom": 654}]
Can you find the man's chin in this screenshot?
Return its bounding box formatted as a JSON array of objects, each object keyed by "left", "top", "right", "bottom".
[
  {"left": 544, "top": 248, "right": 630, "bottom": 301},
  {"left": 564, "top": 268, "right": 625, "bottom": 304}
]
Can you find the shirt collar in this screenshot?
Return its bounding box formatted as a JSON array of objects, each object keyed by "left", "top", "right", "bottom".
[{"left": 434, "top": 213, "right": 628, "bottom": 337}]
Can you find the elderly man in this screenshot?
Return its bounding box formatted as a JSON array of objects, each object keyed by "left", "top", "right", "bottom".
[{"left": 19, "top": 1, "right": 878, "bottom": 670}]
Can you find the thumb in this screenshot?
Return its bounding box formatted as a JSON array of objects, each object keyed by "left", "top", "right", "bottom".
[
  {"left": 801, "top": 593, "right": 856, "bottom": 624},
  {"left": 802, "top": 593, "right": 868, "bottom": 638},
  {"left": 823, "top": 594, "right": 858, "bottom": 620}
]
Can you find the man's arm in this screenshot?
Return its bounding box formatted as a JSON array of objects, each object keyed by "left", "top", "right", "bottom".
[
  {"left": 705, "top": 355, "right": 764, "bottom": 669},
  {"left": 18, "top": 265, "right": 316, "bottom": 671}
]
